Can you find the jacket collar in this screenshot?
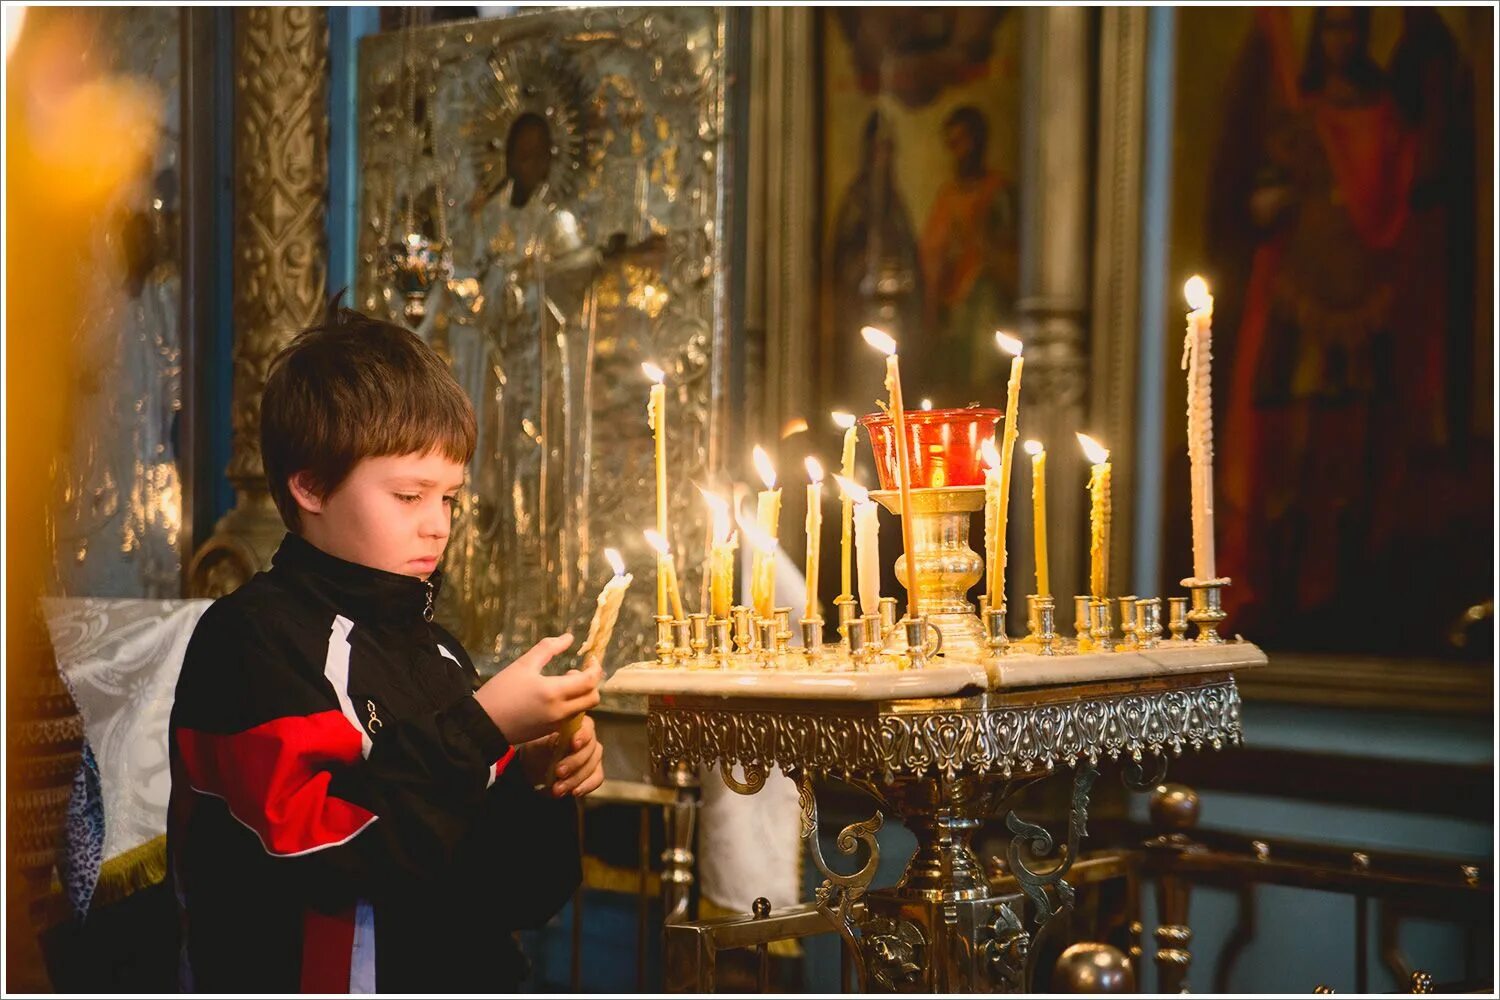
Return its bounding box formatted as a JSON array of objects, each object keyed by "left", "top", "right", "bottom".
[{"left": 270, "top": 532, "right": 442, "bottom": 633}]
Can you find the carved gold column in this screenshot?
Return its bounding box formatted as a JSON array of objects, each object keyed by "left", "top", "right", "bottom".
[{"left": 189, "top": 7, "right": 329, "bottom": 596}]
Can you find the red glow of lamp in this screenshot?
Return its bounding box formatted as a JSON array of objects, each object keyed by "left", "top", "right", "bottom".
[{"left": 857, "top": 406, "right": 1002, "bottom": 490}]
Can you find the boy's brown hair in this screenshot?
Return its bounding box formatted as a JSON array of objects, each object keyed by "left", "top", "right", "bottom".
[{"left": 261, "top": 301, "right": 477, "bottom": 532}]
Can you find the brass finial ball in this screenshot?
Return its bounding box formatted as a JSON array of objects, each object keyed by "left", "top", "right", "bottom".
[
  {"left": 1408, "top": 970, "right": 1434, "bottom": 994},
  {"left": 1051, "top": 942, "right": 1136, "bottom": 993},
  {"left": 751, "top": 896, "right": 771, "bottom": 919},
  {"left": 1149, "top": 783, "right": 1201, "bottom": 830}
]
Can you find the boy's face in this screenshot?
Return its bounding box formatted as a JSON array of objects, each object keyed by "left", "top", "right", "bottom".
[{"left": 290, "top": 450, "right": 465, "bottom": 580}]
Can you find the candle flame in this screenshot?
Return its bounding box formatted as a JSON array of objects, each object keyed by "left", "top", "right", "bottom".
[
  {"left": 832, "top": 474, "right": 870, "bottom": 505},
  {"left": 920, "top": 398, "right": 933, "bottom": 410},
  {"left": 735, "top": 508, "right": 777, "bottom": 553},
  {"left": 1076, "top": 432, "right": 1110, "bottom": 465},
  {"left": 1023, "top": 439, "right": 1045, "bottom": 457},
  {"left": 752, "top": 445, "right": 777, "bottom": 490},
  {"left": 831, "top": 411, "right": 856, "bottom": 430},
  {"left": 1184, "top": 275, "right": 1212, "bottom": 312},
  {"left": 980, "top": 436, "right": 1002, "bottom": 470},
  {"left": 861, "top": 326, "right": 897, "bottom": 356},
  {"left": 699, "top": 487, "right": 732, "bottom": 542},
  {"left": 643, "top": 528, "right": 672, "bottom": 556},
  {"left": 641, "top": 361, "right": 666, "bottom": 384},
  {"left": 604, "top": 547, "right": 626, "bottom": 576},
  {"left": 805, "top": 456, "right": 824, "bottom": 483},
  {"left": 994, "top": 331, "right": 1023, "bottom": 356},
  {"left": 780, "top": 417, "right": 809, "bottom": 439}
]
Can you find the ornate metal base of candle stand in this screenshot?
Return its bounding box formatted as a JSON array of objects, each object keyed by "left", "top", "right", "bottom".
[
  {"left": 644, "top": 670, "right": 1246, "bottom": 992},
  {"left": 869, "top": 485, "right": 988, "bottom": 658}
]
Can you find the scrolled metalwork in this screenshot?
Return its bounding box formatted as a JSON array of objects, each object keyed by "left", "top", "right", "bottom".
[
  {"left": 1004, "top": 761, "right": 1097, "bottom": 986},
  {"left": 1122, "top": 752, "right": 1169, "bottom": 791},
  {"left": 647, "top": 680, "right": 1242, "bottom": 780},
  {"left": 795, "top": 773, "right": 883, "bottom": 990},
  {"left": 718, "top": 759, "right": 767, "bottom": 795}
]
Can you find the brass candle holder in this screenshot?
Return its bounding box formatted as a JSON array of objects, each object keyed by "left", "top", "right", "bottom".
[
  {"left": 732, "top": 606, "right": 754, "bottom": 654},
  {"left": 869, "top": 485, "right": 987, "bottom": 658},
  {"left": 655, "top": 614, "right": 675, "bottom": 665},
  {"left": 903, "top": 615, "right": 943, "bottom": 669},
  {"left": 1183, "top": 578, "right": 1230, "bottom": 644},
  {"left": 1090, "top": 598, "right": 1113, "bottom": 649},
  {"left": 1136, "top": 597, "right": 1163, "bottom": 648},
  {"left": 847, "top": 616, "right": 872, "bottom": 669},
  {"left": 1118, "top": 596, "right": 1138, "bottom": 651},
  {"left": 862, "top": 612, "right": 884, "bottom": 651},
  {"left": 1168, "top": 596, "right": 1189, "bottom": 641},
  {"left": 671, "top": 620, "right": 692, "bottom": 664},
  {"left": 878, "top": 597, "right": 898, "bottom": 643},
  {"left": 709, "top": 617, "right": 732, "bottom": 666},
  {"left": 689, "top": 613, "right": 710, "bottom": 663},
  {"left": 773, "top": 607, "right": 793, "bottom": 655},
  {"left": 801, "top": 619, "right": 824, "bottom": 664},
  {"left": 1074, "top": 595, "right": 1093, "bottom": 651},
  {"left": 835, "top": 596, "right": 858, "bottom": 646},
  {"left": 757, "top": 620, "right": 778, "bottom": 666},
  {"left": 984, "top": 603, "right": 1008, "bottom": 658},
  {"left": 1026, "top": 595, "right": 1057, "bottom": 655}
]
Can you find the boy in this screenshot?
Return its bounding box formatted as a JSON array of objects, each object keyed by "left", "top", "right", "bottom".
[{"left": 168, "top": 304, "right": 604, "bottom": 992}]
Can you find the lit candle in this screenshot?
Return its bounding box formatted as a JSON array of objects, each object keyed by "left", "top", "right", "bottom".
[
  {"left": 578, "top": 548, "right": 633, "bottom": 664},
  {"left": 644, "top": 529, "right": 685, "bottom": 622},
  {"left": 643, "top": 362, "right": 669, "bottom": 617},
  {"left": 861, "top": 326, "right": 918, "bottom": 619},
  {"left": 736, "top": 508, "right": 777, "bottom": 613},
  {"left": 1182, "top": 276, "right": 1216, "bottom": 581},
  {"left": 555, "top": 548, "right": 632, "bottom": 778},
  {"left": 981, "top": 437, "right": 1003, "bottom": 608},
  {"left": 831, "top": 412, "right": 858, "bottom": 602},
  {"left": 992, "top": 332, "right": 1024, "bottom": 607},
  {"left": 750, "top": 445, "right": 782, "bottom": 619},
  {"left": 1077, "top": 433, "right": 1111, "bottom": 598},
  {"left": 1023, "top": 440, "right": 1050, "bottom": 598},
  {"left": 835, "top": 475, "right": 882, "bottom": 617},
  {"left": 920, "top": 398, "right": 933, "bottom": 410},
  {"left": 699, "top": 487, "right": 736, "bottom": 620},
  {"left": 804, "top": 457, "right": 824, "bottom": 621}
]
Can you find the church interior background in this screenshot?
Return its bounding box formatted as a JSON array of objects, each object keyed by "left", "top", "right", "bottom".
[{"left": 5, "top": 5, "right": 1494, "bottom": 993}]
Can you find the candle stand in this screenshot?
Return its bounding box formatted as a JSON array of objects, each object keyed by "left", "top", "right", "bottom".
[{"left": 612, "top": 643, "right": 1263, "bottom": 992}]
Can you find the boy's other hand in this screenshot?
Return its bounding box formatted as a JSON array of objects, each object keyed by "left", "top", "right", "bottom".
[
  {"left": 474, "top": 634, "right": 601, "bottom": 745},
  {"left": 518, "top": 714, "right": 605, "bottom": 798}
]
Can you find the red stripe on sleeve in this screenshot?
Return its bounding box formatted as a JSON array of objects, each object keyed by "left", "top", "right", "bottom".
[
  {"left": 300, "top": 905, "right": 356, "bottom": 993},
  {"left": 176, "top": 710, "right": 377, "bottom": 857}
]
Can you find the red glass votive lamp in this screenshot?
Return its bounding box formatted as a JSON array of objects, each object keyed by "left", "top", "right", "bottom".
[{"left": 857, "top": 407, "right": 1002, "bottom": 490}]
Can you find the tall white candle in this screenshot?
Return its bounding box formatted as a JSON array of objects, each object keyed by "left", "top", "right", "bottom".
[
  {"left": 643, "top": 363, "right": 669, "bottom": 616},
  {"left": 1183, "top": 276, "right": 1217, "bottom": 581},
  {"left": 862, "top": 326, "right": 918, "bottom": 619},
  {"left": 992, "top": 333, "right": 1024, "bottom": 609}
]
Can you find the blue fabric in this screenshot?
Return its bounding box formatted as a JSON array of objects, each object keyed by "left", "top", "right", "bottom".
[{"left": 60, "top": 740, "right": 106, "bottom": 918}]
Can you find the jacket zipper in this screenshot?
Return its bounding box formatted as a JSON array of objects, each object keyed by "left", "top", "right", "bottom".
[{"left": 423, "top": 579, "right": 435, "bottom": 621}]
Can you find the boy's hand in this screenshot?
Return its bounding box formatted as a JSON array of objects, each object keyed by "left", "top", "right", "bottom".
[
  {"left": 473, "top": 634, "right": 601, "bottom": 745},
  {"left": 520, "top": 715, "right": 605, "bottom": 798}
]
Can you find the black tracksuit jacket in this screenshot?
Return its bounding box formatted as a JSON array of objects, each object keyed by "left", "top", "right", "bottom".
[{"left": 167, "top": 532, "right": 580, "bottom": 992}]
